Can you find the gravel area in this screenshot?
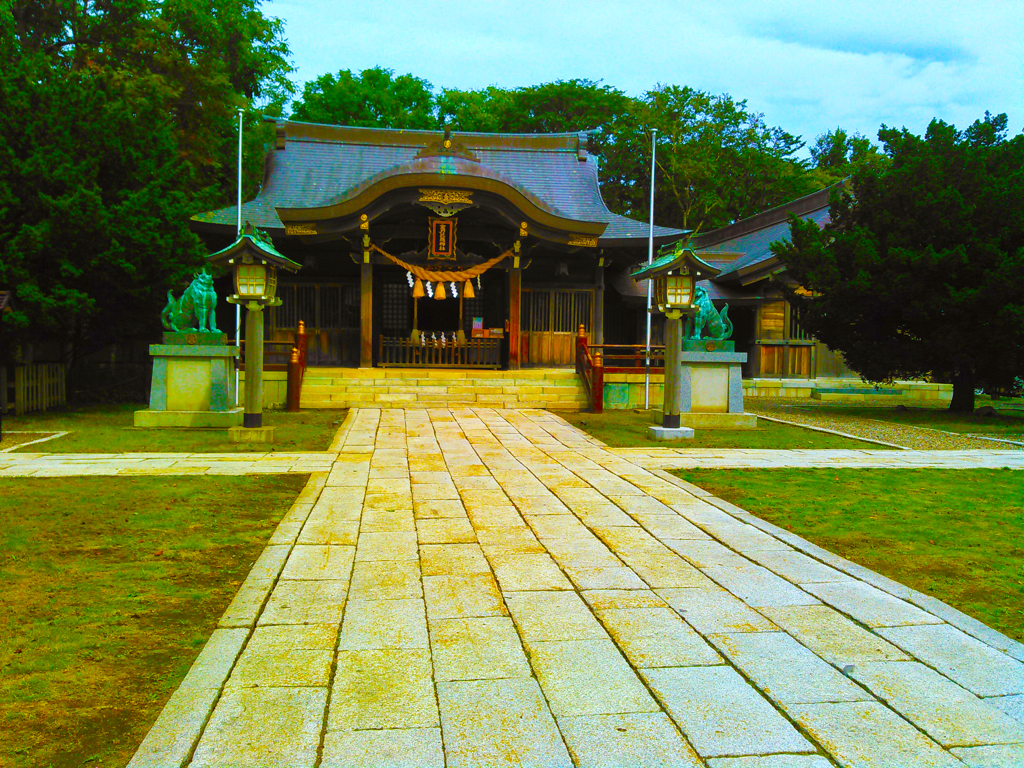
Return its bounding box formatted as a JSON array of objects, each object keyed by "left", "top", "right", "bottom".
[{"left": 746, "top": 399, "right": 1024, "bottom": 451}]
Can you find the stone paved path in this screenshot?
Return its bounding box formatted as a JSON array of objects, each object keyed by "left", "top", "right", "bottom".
[
  {"left": 748, "top": 400, "right": 1024, "bottom": 451},
  {"left": 125, "top": 408, "right": 1024, "bottom": 768}
]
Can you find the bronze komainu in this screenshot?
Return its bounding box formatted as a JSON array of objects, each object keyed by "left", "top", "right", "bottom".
[
  {"left": 161, "top": 269, "right": 219, "bottom": 333},
  {"left": 685, "top": 286, "right": 733, "bottom": 341}
]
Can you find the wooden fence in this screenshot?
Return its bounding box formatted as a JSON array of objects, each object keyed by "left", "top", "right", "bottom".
[
  {"left": 379, "top": 336, "right": 501, "bottom": 368},
  {"left": 1, "top": 363, "right": 67, "bottom": 416},
  {"left": 575, "top": 325, "right": 666, "bottom": 413}
]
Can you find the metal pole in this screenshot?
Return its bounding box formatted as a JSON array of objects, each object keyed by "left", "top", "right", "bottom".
[
  {"left": 644, "top": 128, "right": 657, "bottom": 409},
  {"left": 235, "top": 108, "right": 243, "bottom": 406}
]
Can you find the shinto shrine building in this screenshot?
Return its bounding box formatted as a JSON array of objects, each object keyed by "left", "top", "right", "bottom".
[{"left": 192, "top": 119, "right": 685, "bottom": 372}]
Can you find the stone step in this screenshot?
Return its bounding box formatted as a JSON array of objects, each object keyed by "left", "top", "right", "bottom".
[{"left": 299, "top": 369, "right": 589, "bottom": 410}]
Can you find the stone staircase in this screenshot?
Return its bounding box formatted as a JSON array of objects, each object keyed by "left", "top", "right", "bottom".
[{"left": 300, "top": 368, "right": 590, "bottom": 410}]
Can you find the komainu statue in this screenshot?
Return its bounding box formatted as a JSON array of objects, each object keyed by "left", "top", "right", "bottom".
[
  {"left": 161, "top": 269, "right": 219, "bottom": 333},
  {"left": 685, "top": 286, "right": 733, "bottom": 341}
]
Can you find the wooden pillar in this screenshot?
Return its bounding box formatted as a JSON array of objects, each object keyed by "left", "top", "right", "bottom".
[
  {"left": 593, "top": 257, "right": 605, "bottom": 344},
  {"left": 508, "top": 261, "right": 522, "bottom": 370},
  {"left": 662, "top": 313, "right": 682, "bottom": 428},
  {"left": 243, "top": 303, "right": 264, "bottom": 428},
  {"left": 360, "top": 262, "right": 373, "bottom": 368}
]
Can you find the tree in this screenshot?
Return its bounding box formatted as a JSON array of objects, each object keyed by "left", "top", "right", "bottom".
[
  {"left": 606, "top": 86, "right": 819, "bottom": 235},
  {"left": 290, "top": 67, "right": 437, "bottom": 129},
  {"left": 1, "top": 0, "right": 293, "bottom": 391},
  {"left": 810, "top": 127, "right": 887, "bottom": 182},
  {"left": 773, "top": 113, "right": 1024, "bottom": 411}
]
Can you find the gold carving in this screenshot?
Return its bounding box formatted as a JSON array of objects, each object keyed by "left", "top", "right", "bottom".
[
  {"left": 568, "top": 235, "right": 598, "bottom": 247},
  {"left": 419, "top": 189, "right": 473, "bottom": 204},
  {"left": 418, "top": 189, "right": 473, "bottom": 218},
  {"left": 285, "top": 223, "right": 317, "bottom": 236}
]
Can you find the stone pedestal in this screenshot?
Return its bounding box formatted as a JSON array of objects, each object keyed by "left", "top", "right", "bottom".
[
  {"left": 134, "top": 333, "right": 242, "bottom": 428},
  {"left": 677, "top": 341, "right": 756, "bottom": 429}
]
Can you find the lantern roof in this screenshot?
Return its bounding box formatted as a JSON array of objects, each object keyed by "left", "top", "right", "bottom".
[
  {"left": 631, "top": 241, "right": 721, "bottom": 283},
  {"left": 206, "top": 222, "right": 301, "bottom": 272}
]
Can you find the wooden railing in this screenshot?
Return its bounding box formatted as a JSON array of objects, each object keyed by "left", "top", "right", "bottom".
[
  {"left": 575, "top": 326, "right": 668, "bottom": 413},
  {"left": 241, "top": 321, "right": 309, "bottom": 412},
  {"left": 379, "top": 336, "right": 501, "bottom": 368},
  {"left": 1, "top": 363, "right": 66, "bottom": 416}
]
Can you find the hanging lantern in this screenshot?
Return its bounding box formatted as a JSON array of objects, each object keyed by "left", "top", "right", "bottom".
[
  {"left": 435, "top": 281, "right": 447, "bottom": 300},
  {"left": 412, "top": 278, "right": 425, "bottom": 299},
  {"left": 463, "top": 279, "right": 475, "bottom": 299}
]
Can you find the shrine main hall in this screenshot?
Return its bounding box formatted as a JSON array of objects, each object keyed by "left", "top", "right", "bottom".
[{"left": 192, "top": 119, "right": 686, "bottom": 373}]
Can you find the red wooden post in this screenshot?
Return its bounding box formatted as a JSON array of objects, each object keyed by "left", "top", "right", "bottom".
[
  {"left": 592, "top": 350, "right": 604, "bottom": 414},
  {"left": 576, "top": 324, "right": 588, "bottom": 373},
  {"left": 296, "top": 320, "right": 308, "bottom": 374},
  {"left": 286, "top": 346, "right": 301, "bottom": 412}
]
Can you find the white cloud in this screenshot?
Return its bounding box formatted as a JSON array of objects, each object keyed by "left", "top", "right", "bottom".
[{"left": 267, "top": 0, "right": 1024, "bottom": 147}]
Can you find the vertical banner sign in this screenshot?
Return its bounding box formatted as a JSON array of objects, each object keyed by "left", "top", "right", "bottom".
[{"left": 429, "top": 217, "right": 457, "bottom": 259}]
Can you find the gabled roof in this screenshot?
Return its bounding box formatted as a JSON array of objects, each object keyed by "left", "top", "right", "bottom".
[
  {"left": 692, "top": 182, "right": 844, "bottom": 284},
  {"left": 192, "top": 120, "right": 685, "bottom": 248},
  {"left": 0, "top": 290, "right": 11, "bottom": 313}
]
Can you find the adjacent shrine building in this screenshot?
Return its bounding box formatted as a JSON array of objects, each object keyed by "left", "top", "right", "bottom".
[{"left": 192, "top": 119, "right": 685, "bottom": 371}]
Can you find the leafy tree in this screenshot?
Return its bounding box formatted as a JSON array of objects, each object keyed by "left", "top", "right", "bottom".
[
  {"left": 810, "top": 127, "right": 887, "bottom": 181},
  {"left": 773, "top": 113, "right": 1024, "bottom": 411},
  {"left": 0, "top": 0, "right": 293, "bottom": 389},
  {"left": 607, "top": 86, "right": 818, "bottom": 235},
  {"left": 291, "top": 67, "right": 437, "bottom": 129},
  {"left": 0, "top": 57, "right": 206, "bottom": 364}
]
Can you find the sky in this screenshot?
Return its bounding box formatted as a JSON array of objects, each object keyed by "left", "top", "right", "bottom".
[{"left": 266, "top": 0, "right": 1023, "bottom": 153}]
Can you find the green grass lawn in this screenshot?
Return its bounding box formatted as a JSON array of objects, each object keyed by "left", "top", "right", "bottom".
[
  {"left": 5, "top": 404, "right": 346, "bottom": 453},
  {"left": 805, "top": 403, "right": 1024, "bottom": 439},
  {"left": 674, "top": 468, "right": 1024, "bottom": 642},
  {"left": 563, "top": 408, "right": 885, "bottom": 449},
  {"left": 0, "top": 473, "right": 307, "bottom": 768}
]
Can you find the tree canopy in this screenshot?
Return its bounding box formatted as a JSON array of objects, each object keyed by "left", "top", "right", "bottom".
[
  {"left": 0, "top": 0, "right": 292, "bottom": 372},
  {"left": 773, "top": 113, "right": 1024, "bottom": 411}
]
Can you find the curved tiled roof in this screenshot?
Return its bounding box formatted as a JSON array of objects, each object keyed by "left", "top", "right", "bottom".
[{"left": 192, "top": 120, "right": 685, "bottom": 247}]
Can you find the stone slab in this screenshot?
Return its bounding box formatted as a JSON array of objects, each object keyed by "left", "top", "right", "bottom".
[
  {"left": 596, "top": 606, "right": 722, "bottom": 667},
  {"left": 556, "top": 712, "right": 702, "bottom": 768},
  {"left": 127, "top": 686, "right": 219, "bottom": 768},
  {"left": 642, "top": 665, "right": 813, "bottom": 758},
  {"left": 786, "top": 701, "right": 963, "bottom": 768},
  {"left": 803, "top": 580, "right": 942, "bottom": 628},
  {"left": 328, "top": 649, "right": 439, "bottom": 730},
  {"left": 707, "top": 757, "right": 834, "bottom": 768},
  {"left": 320, "top": 728, "right": 444, "bottom": 768},
  {"left": 658, "top": 586, "right": 779, "bottom": 634},
  {"left": 436, "top": 678, "right": 572, "bottom": 768},
  {"left": 429, "top": 616, "right": 532, "bottom": 682},
  {"left": 349, "top": 559, "right": 423, "bottom": 600},
  {"left": 422, "top": 573, "right": 506, "bottom": 619},
  {"left": 525, "top": 638, "right": 660, "bottom": 717},
  {"left": 951, "top": 744, "right": 1024, "bottom": 767},
  {"left": 711, "top": 631, "right": 870, "bottom": 705},
  {"left": 760, "top": 605, "right": 910, "bottom": 666},
  {"left": 489, "top": 553, "right": 573, "bottom": 591},
  {"left": 851, "top": 661, "right": 1024, "bottom": 747},
  {"left": 506, "top": 590, "right": 607, "bottom": 641},
  {"left": 258, "top": 579, "right": 348, "bottom": 625},
  {"left": 281, "top": 545, "right": 355, "bottom": 581},
  {"left": 703, "top": 563, "right": 820, "bottom": 607},
  {"left": 190, "top": 687, "right": 326, "bottom": 767},
  {"left": 878, "top": 624, "right": 1024, "bottom": 697},
  {"left": 339, "top": 598, "right": 429, "bottom": 650}
]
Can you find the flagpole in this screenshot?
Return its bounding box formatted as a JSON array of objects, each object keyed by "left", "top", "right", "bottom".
[
  {"left": 644, "top": 128, "right": 657, "bottom": 409},
  {"left": 235, "top": 108, "right": 243, "bottom": 406}
]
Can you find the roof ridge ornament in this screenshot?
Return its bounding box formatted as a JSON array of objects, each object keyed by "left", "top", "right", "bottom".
[{"left": 416, "top": 126, "right": 480, "bottom": 162}]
